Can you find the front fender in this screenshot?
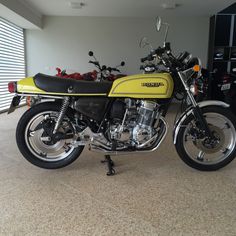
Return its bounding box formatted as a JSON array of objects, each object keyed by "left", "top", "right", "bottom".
[{"left": 173, "top": 100, "right": 229, "bottom": 144}]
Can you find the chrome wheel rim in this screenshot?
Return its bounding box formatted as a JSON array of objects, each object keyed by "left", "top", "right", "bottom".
[
  {"left": 25, "top": 111, "right": 75, "bottom": 162},
  {"left": 183, "top": 112, "right": 236, "bottom": 165}
]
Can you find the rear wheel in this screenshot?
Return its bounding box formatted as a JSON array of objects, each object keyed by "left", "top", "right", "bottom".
[
  {"left": 16, "top": 102, "right": 84, "bottom": 169},
  {"left": 175, "top": 106, "right": 236, "bottom": 171}
]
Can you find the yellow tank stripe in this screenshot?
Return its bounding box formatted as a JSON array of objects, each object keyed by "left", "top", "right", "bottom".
[{"left": 108, "top": 73, "right": 174, "bottom": 99}]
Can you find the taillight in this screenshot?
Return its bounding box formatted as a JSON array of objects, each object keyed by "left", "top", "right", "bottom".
[
  {"left": 223, "top": 75, "right": 230, "bottom": 84},
  {"left": 8, "top": 82, "right": 17, "bottom": 93}
]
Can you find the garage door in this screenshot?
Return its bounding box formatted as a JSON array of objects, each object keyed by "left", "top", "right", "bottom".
[{"left": 0, "top": 18, "right": 25, "bottom": 112}]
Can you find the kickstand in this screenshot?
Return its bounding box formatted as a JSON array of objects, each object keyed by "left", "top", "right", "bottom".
[{"left": 101, "top": 155, "right": 115, "bottom": 176}]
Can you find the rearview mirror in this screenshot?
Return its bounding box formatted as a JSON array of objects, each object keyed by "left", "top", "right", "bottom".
[{"left": 156, "top": 16, "right": 162, "bottom": 32}]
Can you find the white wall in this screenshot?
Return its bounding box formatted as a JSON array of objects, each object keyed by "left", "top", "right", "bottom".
[{"left": 25, "top": 16, "right": 209, "bottom": 76}]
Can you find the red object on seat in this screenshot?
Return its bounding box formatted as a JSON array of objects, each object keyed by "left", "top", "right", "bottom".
[
  {"left": 55, "top": 67, "right": 125, "bottom": 81},
  {"left": 55, "top": 67, "right": 98, "bottom": 81}
]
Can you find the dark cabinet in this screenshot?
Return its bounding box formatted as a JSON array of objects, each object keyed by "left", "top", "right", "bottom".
[
  {"left": 214, "top": 15, "right": 231, "bottom": 46},
  {"left": 208, "top": 14, "right": 235, "bottom": 74},
  {"left": 233, "top": 17, "right": 236, "bottom": 46},
  {"left": 208, "top": 14, "right": 236, "bottom": 99}
]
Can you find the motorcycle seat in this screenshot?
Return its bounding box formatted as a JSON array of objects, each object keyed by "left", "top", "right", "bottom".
[{"left": 33, "top": 73, "right": 112, "bottom": 95}]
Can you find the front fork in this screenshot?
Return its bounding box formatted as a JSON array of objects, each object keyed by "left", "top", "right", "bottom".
[{"left": 178, "top": 71, "right": 213, "bottom": 137}]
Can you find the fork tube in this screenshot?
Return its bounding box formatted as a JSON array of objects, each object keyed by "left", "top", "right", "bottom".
[
  {"left": 177, "top": 71, "right": 198, "bottom": 107},
  {"left": 177, "top": 71, "right": 213, "bottom": 137}
]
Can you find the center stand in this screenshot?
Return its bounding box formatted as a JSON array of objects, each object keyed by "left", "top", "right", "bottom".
[
  {"left": 101, "top": 155, "right": 115, "bottom": 176},
  {"left": 101, "top": 140, "right": 117, "bottom": 176}
]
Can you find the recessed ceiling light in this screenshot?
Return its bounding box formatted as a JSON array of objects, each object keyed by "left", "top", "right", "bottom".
[
  {"left": 69, "top": 2, "right": 86, "bottom": 9},
  {"left": 161, "top": 2, "right": 177, "bottom": 9}
]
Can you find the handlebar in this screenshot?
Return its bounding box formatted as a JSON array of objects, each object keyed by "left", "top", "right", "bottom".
[
  {"left": 89, "top": 52, "right": 124, "bottom": 76},
  {"left": 89, "top": 61, "right": 121, "bottom": 73},
  {"left": 140, "top": 47, "right": 167, "bottom": 63},
  {"left": 141, "top": 55, "right": 154, "bottom": 63},
  {"left": 89, "top": 60, "right": 100, "bottom": 67},
  {"left": 107, "top": 67, "right": 120, "bottom": 73}
]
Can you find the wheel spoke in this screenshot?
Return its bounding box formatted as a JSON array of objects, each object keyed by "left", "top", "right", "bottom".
[
  {"left": 63, "top": 144, "right": 71, "bottom": 153},
  {"left": 184, "top": 134, "right": 193, "bottom": 142},
  {"left": 33, "top": 123, "right": 44, "bottom": 132},
  {"left": 40, "top": 152, "right": 47, "bottom": 158},
  {"left": 220, "top": 148, "right": 229, "bottom": 154},
  {"left": 29, "top": 128, "right": 43, "bottom": 137},
  {"left": 222, "top": 123, "right": 230, "bottom": 130},
  {"left": 197, "top": 150, "right": 205, "bottom": 162},
  {"left": 29, "top": 131, "right": 35, "bottom": 137},
  {"left": 44, "top": 114, "right": 50, "bottom": 120}
]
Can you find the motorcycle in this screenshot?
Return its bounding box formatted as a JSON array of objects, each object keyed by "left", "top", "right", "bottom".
[
  {"left": 55, "top": 51, "right": 126, "bottom": 82},
  {"left": 7, "top": 17, "right": 236, "bottom": 175}
]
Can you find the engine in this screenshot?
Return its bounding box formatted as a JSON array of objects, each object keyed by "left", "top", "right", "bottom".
[{"left": 108, "top": 99, "right": 160, "bottom": 148}]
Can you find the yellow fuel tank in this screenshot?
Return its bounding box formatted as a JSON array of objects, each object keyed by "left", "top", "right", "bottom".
[{"left": 108, "top": 73, "right": 174, "bottom": 99}]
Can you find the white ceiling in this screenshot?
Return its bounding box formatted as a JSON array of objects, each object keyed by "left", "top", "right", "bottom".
[{"left": 23, "top": 0, "right": 235, "bottom": 17}]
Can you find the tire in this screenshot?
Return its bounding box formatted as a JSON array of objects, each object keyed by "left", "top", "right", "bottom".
[
  {"left": 175, "top": 106, "right": 236, "bottom": 171},
  {"left": 16, "top": 102, "right": 84, "bottom": 169}
]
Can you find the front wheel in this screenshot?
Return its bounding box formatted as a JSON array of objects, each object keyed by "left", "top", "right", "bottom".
[
  {"left": 16, "top": 102, "right": 84, "bottom": 169},
  {"left": 175, "top": 106, "right": 236, "bottom": 171}
]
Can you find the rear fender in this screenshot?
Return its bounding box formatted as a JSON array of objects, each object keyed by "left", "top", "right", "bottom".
[
  {"left": 17, "top": 77, "right": 46, "bottom": 94},
  {"left": 173, "top": 100, "right": 230, "bottom": 144}
]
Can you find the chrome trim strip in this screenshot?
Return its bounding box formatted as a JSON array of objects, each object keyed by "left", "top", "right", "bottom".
[{"left": 15, "top": 93, "right": 64, "bottom": 99}]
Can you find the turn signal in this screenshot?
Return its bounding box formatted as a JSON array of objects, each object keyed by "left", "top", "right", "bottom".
[
  {"left": 193, "top": 65, "right": 200, "bottom": 72},
  {"left": 8, "top": 82, "right": 17, "bottom": 93}
]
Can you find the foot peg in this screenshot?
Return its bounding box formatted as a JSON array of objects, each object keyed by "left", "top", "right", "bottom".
[{"left": 101, "top": 155, "right": 115, "bottom": 176}]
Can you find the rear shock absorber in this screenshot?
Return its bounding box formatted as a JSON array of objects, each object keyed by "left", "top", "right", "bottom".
[{"left": 53, "top": 97, "right": 70, "bottom": 134}]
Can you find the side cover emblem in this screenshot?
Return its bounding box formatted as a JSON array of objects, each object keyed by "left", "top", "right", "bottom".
[{"left": 141, "top": 82, "right": 164, "bottom": 87}]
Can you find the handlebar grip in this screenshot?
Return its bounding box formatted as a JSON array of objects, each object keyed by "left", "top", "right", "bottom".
[
  {"left": 140, "top": 57, "right": 148, "bottom": 63},
  {"left": 140, "top": 65, "right": 145, "bottom": 70},
  {"left": 140, "top": 55, "right": 154, "bottom": 63},
  {"left": 141, "top": 47, "right": 167, "bottom": 63}
]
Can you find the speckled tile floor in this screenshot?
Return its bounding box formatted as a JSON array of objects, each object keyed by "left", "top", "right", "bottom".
[{"left": 1, "top": 105, "right": 236, "bottom": 236}]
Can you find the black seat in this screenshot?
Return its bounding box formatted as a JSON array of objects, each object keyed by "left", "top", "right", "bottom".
[{"left": 33, "top": 73, "right": 112, "bottom": 95}]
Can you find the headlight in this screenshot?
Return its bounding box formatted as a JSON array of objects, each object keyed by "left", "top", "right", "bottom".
[{"left": 190, "top": 84, "right": 198, "bottom": 96}]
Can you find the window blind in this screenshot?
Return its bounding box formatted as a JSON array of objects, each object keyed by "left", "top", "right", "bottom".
[{"left": 0, "top": 18, "right": 26, "bottom": 112}]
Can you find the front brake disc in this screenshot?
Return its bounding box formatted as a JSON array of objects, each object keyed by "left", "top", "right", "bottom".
[{"left": 194, "top": 125, "right": 225, "bottom": 154}]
